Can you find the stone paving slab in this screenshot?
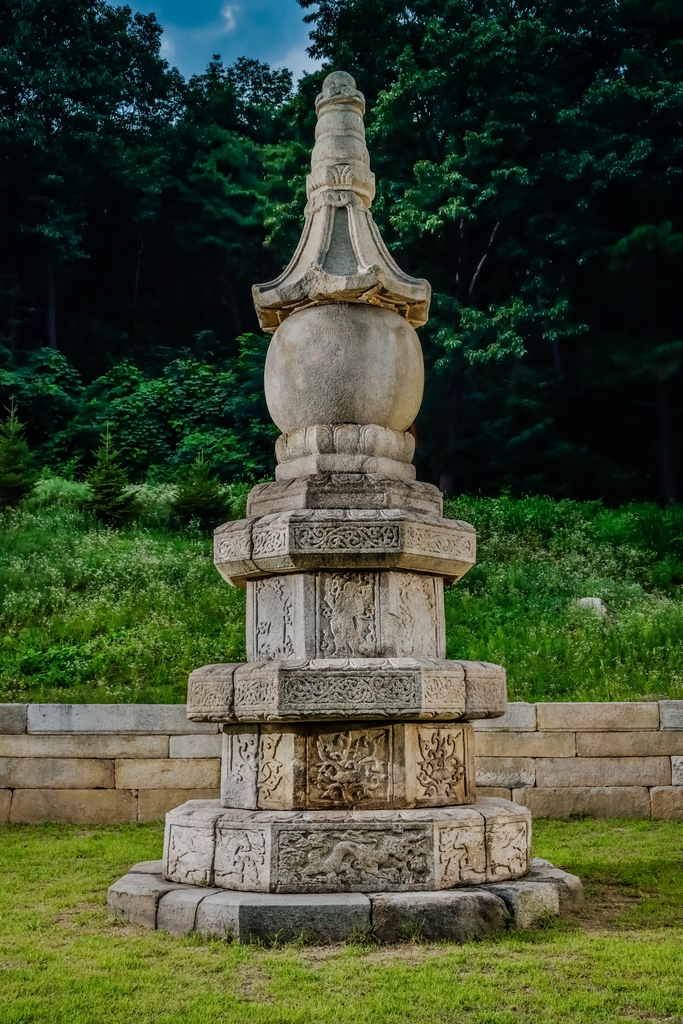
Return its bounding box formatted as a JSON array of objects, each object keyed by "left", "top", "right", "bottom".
[
  {"left": 196, "top": 891, "right": 371, "bottom": 943},
  {"left": 108, "top": 860, "right": 580, "bottom": 944},
  {"left": 482, "top": 879, "right": 559, "bottom": 929},
  {"left": 528, "top": 858, "right": 584, "bottom": 910},
  {"left": 370, "top": 889, "right": 509, "bottom": 943}
]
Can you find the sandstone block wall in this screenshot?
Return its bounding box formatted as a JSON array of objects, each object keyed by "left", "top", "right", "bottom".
[
  {"left": 0, "top": 704, "right": 221, "bottom": 824},
  {"left": 475, "top": 701, "right": 683, "bottom": 819},
  {"left": 0, "top": 701, "right": 682, "bottom": 823}
]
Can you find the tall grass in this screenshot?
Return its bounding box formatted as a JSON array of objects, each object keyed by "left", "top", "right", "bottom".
[
  {"left": 444, "top": 495, "right": 683, "bottom": 701},
  {"left": 0, "top": 487, "right": 681, "bottom": 703}
]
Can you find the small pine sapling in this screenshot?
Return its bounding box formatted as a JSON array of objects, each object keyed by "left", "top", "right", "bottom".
[
  {"left": 0, "top": 398, "right": 37, "bottom": 509},
  {"left": 171, "top": 453, "right": 227, "bottom": 532},
  {"left": 87, "top": 425, "right": 138, "bottom": 526}
]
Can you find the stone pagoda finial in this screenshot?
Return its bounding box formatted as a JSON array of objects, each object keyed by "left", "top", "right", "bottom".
[{"left": 253, "top": 71, "right": 431, "bottom": 333}]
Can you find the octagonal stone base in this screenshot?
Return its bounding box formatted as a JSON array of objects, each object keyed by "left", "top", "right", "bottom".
[
  {"left": 162, "top": 797, "right": 531, "bottom": 894},
  {"left": 108, "top": 857, "right": 583, "bottom": 944}
]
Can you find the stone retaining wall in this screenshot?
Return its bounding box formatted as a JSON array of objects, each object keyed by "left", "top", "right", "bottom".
[{"left": 1, "top": 701, "right": 682, "bottom": 823}]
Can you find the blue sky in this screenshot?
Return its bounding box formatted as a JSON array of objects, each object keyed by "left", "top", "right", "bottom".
[{"left": 132, "top": 0, "right": 321, "bottom": 81}]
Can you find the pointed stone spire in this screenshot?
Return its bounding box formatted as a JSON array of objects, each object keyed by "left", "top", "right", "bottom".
[{"left": 253, "top": 71, "right": 431, "bottom": 332}]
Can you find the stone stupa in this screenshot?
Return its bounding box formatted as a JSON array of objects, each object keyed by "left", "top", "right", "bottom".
[{"left": 109, "top": 73, "right": 582, "bottom": 942}]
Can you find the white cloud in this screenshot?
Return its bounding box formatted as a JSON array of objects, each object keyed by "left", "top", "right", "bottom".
[
  {"left": 221, "top": 4, "right": 238, "bottom": 32},
  {"left": 277, "top": 44, "right": 322, "bottom": 81}
]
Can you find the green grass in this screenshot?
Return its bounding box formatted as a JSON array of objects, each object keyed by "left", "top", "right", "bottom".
[
  {"left": 444, "top": 494, "right": 683, "bottom": 702},
  {"left": 1, "top": 489, "right": 683, "bottom": 703},
  {"left": 1, "top": 819, "right": 683, "bottom": 1022}
]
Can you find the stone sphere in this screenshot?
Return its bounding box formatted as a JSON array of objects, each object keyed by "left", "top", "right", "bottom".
[{"left": 264, "top": 303, "right": 424, "bottom": 434}]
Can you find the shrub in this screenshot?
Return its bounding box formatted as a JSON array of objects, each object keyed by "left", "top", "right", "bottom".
[
  {"left": 0, "top": 399, "right": 36, "bottom": 509},
  {"left": 170, "top": 454, "right": 228, "bottom": 532},
  {"left": 86, "top": 426, "right": 138, "bottom": 526}
]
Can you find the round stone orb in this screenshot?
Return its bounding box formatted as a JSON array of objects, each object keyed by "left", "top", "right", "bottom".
[{"left": 264, "top": 303, "right": 424, "bottom": 434}]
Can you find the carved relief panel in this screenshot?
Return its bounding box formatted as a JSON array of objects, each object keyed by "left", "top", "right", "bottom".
[
  {"left": 220, "top": 721, "right": 474, "bottom": 810},
  {"left": 246, "top": 570, "right": 445, "bottom": 661}
]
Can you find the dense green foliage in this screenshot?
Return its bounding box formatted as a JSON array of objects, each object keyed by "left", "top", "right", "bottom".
[
  {"left": 1, "top": 819, "right": 683, "bottom": 1021},
  {"left": 0, "top": 488, "right": 680, "bottom": 703},
  {"left": 1, "top": 0, "right": 683, "bottom": 500}
]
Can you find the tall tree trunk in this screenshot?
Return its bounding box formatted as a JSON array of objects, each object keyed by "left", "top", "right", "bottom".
[
  {"left": 46, "top": 258, "right": 57, "bottom": 349},
  {"left": 657, "top": 374, "right": 676, "bottom": 504}
]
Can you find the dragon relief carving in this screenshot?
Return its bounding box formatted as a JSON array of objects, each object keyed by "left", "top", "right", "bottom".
[
  {"left": 416, "top": 729, "right": 466, "bottom": 802},
  {"left": 277, "top": 827, "right": 431, "bottom": 889},
  {"left": 318, "top": 573, "right": 377, "bottom": 657},
  {"left": 308, "top": 728, "right": 390, "bottom": 805}
]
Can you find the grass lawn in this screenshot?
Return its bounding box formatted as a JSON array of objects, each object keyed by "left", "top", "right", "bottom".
[{"left": 1, "top": 819, "right": 682, "bottom": 1022}]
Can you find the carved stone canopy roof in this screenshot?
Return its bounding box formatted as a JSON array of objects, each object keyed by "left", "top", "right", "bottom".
[{"left": 252, "top": 71, "right": 431, "bottom": 332}]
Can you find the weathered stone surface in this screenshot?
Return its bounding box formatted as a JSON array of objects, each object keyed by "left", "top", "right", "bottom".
[
  {"left": 11, "top": 788, "right": 137, "bottom": 824},
  {"left": 246, "top": 476, "right": 443, "bottom": 518},
  {"left": 129, "top": 860, "right": 164, "bottom": 874},
  {"left": 187, "top": 665, "right": 238, "bottom": 722},
  {"left": 576, "top": 732, "right": 683, "bottom": 757},
  {"left": 0, "top": 704, "right": 27, "bottom": 734},
  {"left": 157, "top": 887, "right": 222, "bottom": 936},
  {"left": 115, "top": 758, "right": 220, "bottom": 790},
  {"left": 108, "top": 872, "right": 187, "bottom": 929},
  {"left": 27, "top": 704, "right": 218, "bottom": 735},
  {"left": 137, "top": 789, "right": 220, "bottom": 822},
  {"left": 535, "top": 756, "right": 670, "bottom": 788},
  {"left": 371, "top": 890, "right": 509, "bottom": 943},
  {"left": 0, "top": 756, "right": 114, "bottom": 789},
  {"left": 253, "top": 72, "right": 430, "bottom": 334},
  {"left": 472, "top": 703, "right": 536, "bottom": 732},
  {"left": 246, "top": 571, "right": 446, "bottom": 661},
  {"left": 536, "top": 702, "right": 659, "bottom": 732},
  {"left": 477, "top": 787, "right": 512, "bottom": 800},
  {"left": 475, "top": 757, "right": 535, "bottom": 789},
  {"left": 0, "top": 734, "right": 169, "bottom": 759},
  {"left": 660, "top": 701, "right": 683, "bottom": 730},
  {"left": 228, "top": 658, "right": 504, "bottom": 723},
  {"left": 169, "top": 734, "right": 223, "bottom": 759},
  {"left": 672, "top": 756, "right": 683, "bottom": 786},
  {"left": 221, "top": 721, "right": 476, "bottom": 810},
  {"left": 512, "top": 786, "right": 651, "bottom": 818},
  {"left": 650, "top": 786, "right": 683, "bottom": 819},
  {"left": 276, "top": 425, "right": 415, "bottom": 466},
  {"left": 162, "top": 798, "right": 531, "bottom": 893},
  {"left": 275, "top": 453, "right": 416, "bottom": 482},
  {"left": 528, "top": 858, "right": 584, "bottom": 910},
  {"left": 484, "top": 880, "right": 559, "bottom": 929},
  {"left": 0, "top": 789, "right": 10, "bottom": 822},
  {"left": 214, "top": 509, "right": 475, "bottom": 588},
  {"left": 196, "top": 891, "right": 372, "bottom": 943},
  {"left": 475, "top": 731, "right": 575, "bottom": 758}
]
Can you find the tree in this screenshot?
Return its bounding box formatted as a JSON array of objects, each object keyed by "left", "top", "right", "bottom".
[
  {"left": 293, "top": 0, "right": 683, "bottom": 501},
  {"left": 0, "top": 398, "right": 36, "bottom": 508},
  {"left": 86, "top": 425, "right": 138, "bottom": 526},
  {"left": 171, "top": 453, "right": 227, "bottom": 532}
]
